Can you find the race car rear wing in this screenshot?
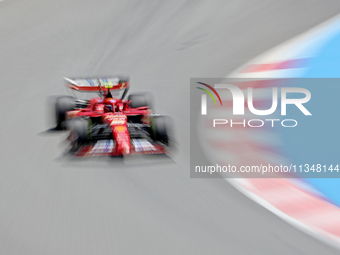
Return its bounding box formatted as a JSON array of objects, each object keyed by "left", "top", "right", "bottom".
[{"left": 64, "top": 77, "right": 129, "bottom": 92}]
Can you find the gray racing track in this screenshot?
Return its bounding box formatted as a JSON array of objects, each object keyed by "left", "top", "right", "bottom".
[{"left": 1, "top": 0, "right": 340, "bottom": 254}]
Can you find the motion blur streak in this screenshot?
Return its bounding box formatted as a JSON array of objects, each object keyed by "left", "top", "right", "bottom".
[{"left": 1, "top": 0, "right": 340, "bottom": 254}]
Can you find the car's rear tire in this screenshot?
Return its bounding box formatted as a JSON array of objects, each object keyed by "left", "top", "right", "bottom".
[
  {"left": 56, "top": 96, "right": 75, "bottom": 129},
  {"left": 151, "top": 116, "right": 170, "bottom": 145},
  {"left": 128, "top": 93, "right": 153, "bottom": 110}
]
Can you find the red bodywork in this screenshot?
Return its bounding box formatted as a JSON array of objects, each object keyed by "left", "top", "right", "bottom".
[
  {"left": 63, "top": 78, "right": 166, "bottom": 157},
  {"left": 66, "top": 97, "right": 165, "bottom": 157}
]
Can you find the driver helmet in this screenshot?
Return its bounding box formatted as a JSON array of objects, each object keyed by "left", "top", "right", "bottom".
[{"left": 104, "top": 104, "right": 113, "bottom": 113}]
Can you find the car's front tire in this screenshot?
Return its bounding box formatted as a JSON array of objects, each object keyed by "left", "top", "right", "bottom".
[
  {"left": 68, "top": 118, "right": 88, "bottom": 148},
  {"left": 56, "top": 96, "right": 75, "bottom": 129},
  {"left": 151, "top": 116, "right": 170, "bottom": 145}
]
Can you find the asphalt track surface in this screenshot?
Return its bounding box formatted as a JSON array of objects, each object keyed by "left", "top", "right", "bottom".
[{"left": 1, "top": 1, "right": 340, "bottom": 254}]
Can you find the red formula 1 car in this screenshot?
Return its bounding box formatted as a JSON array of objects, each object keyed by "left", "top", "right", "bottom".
[{"left": 54, "top": 77, "right": 170, "bottom": 157}]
